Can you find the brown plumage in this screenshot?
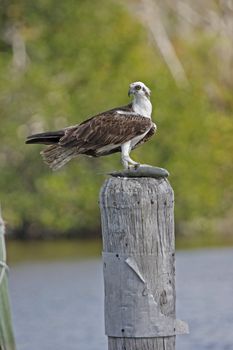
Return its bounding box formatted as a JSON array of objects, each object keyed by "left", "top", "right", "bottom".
[{"left": 26, "top": 82, "right": 156, "bottom": 170}]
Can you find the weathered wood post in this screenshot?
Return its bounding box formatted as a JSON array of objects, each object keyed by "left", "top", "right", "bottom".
[
  {"left": 0, "top": 210, "right": 16, "bottom": 350},
  {"left": 99, "top": 169, "right": 188, "bottom": 350}
]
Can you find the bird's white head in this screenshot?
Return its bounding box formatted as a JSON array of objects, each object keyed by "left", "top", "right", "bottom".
[
  {"left": 128, "top": 81, "right": 151, "bottom": 99},
  {"left": 128, "top": 81, "right": 152, "bottom": 118}
]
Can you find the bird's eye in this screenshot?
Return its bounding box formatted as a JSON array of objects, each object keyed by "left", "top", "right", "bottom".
[{"left": 135, "top": 85, "right": 141, "bottom": 90}]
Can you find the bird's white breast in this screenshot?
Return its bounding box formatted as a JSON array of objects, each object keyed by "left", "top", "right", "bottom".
[{"left": 132, "top": 96, "right": 152, "bottom": 118}]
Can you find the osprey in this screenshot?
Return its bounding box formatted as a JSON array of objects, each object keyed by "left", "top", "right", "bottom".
[{"left": 26, "top": 82, "right": 157, "bottom": 170}]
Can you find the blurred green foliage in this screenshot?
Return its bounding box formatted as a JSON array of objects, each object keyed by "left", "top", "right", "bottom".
[{"left": 0, "top": 0, "right": 232, "bottom": 239}]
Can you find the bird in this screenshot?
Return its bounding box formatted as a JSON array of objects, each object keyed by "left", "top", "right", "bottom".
[{"left": 25, "top": 81, "right": 157, "bottom": 170}]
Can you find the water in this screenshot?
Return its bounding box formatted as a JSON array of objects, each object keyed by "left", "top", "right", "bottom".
[{"left": 9, "top": 249, "right": 233, "bottom": 350}]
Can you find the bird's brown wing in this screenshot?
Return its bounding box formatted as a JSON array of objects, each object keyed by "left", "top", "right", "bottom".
[{"left": 59, "top": 111, "right": 153, "bottom": 155}]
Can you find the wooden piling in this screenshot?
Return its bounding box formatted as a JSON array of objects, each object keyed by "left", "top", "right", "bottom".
[{"left": 99, "top": 175, "right": 188, "bottom": 350}]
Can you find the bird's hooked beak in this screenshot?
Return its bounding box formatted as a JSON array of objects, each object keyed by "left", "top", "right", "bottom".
[{"left": 128, "top": 87, "right": 133, "bottom": 97}]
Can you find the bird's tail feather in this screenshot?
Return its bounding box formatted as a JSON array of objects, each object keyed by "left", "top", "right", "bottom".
[
  {"left": 41, "top": 145, "right": 76, "bottom": 170},
  {"left": 26, "top": 131, "right": 64, "bottom": 145}
]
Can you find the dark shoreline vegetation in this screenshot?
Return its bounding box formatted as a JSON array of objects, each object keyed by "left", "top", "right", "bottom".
[
  {"left": 0, "top": 0, "right": 232, "bottom": 247},
  {"left": 8, "top": 224, "right": 102, "bottom": 240},
  {"left": 6, "top": 238, "right": 102, "bottom": 264}
]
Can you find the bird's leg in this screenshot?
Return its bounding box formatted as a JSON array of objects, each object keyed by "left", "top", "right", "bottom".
[{"left": 121, "top": 142, "right": 140, "bottom": 169}]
